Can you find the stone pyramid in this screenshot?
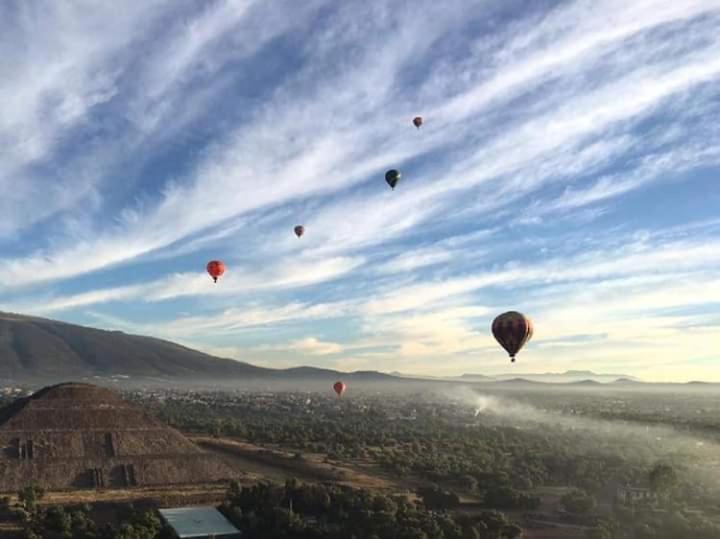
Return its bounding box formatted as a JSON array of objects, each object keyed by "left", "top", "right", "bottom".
[{"left": 0, "top": 382, "right": 233, "bottom": 491}]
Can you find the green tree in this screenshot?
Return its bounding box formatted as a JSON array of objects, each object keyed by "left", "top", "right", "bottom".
[
  {"left": 17, "top": 484, "right": 45, "bottom": 516},
  {"left": 561, "top": 490, "right": 596, "bottom": 514},
  {"left": 113, "top": 510, "right": 162, "bottom": 539},
  {"left": 461, "top": 474, "right": 479, "bottom": 492},
  {"left": 586, "top": 527, "right": 612, "bottom": 539},
  {"left": 503, "top": 524, "right": 524, "bottom": 538},
  {"left": 43, "top": 506, "right": 72, "bottom": 538},
  {"left": 649, "top": 464, "right": 678, "bottom": 497}
]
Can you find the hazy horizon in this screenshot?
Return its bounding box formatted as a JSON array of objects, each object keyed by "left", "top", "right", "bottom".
[{"left": 1, "top": 1, "right": 719, "bottom": 383}]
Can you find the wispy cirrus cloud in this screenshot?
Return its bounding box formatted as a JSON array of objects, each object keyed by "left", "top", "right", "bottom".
[{"left": 1, "top": 0, "right": 720, "bottom": 380}]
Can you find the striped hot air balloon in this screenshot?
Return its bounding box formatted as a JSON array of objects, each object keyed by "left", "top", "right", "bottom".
[{"left": 492, "top": 311, "right": 533, "bottom": 363}]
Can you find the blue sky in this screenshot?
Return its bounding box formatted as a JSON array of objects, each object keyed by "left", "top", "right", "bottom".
[{"left": 1, "top": 0, "right": 720, "bottom": 381}]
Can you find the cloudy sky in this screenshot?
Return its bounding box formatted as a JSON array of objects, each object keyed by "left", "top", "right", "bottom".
[{"left": 1, "top": 0, "right": 719, "bottom": 382}]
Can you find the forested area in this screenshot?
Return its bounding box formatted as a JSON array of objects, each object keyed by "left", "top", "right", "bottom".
[
  {"left": 131, "top": 387, "right": 720, "bottom": 538},
  {"left": 1, "top": 385, "right": 720, "bottom": 537},
  {"left": 221, "top": 479, "right": 523, "bottom": 538},
  {"left": 140, "top": 389, "right": 716, "bottom": 503}
]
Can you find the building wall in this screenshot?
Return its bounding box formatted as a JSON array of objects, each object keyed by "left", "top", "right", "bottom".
[
  {"left": 0, "top": 454, "right": 233, "bottom": 491},
  {"left": 0, "top": 428, "right": 202, "bottom": 460}
]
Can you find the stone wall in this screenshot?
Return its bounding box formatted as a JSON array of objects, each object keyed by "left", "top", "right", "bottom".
[{"left": 0, "top": 454, "right": 233, "bottom": 491}]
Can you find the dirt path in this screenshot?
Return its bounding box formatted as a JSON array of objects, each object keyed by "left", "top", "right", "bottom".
[
  {"left": 194, "top": 437, "right": 403, "bottom": 493},
  {"left": 13, "top": 483, "right": 230, "bottom": 507}
]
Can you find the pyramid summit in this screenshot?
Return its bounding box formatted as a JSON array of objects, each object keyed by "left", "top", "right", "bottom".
[{"left": 0, "top": 382, "right": 233, "bottom": 491}]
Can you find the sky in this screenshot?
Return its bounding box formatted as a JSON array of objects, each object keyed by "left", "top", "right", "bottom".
[{"left": 1, "top": 0, "right": 719, "bottom": 382}]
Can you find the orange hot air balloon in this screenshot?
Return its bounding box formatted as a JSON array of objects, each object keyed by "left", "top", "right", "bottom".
[
  {"left": 413, "top": 116, "right": 423, "bottom": 129},
  {"left": 206, "top": 260, "right": 225, "bottom": 283},
  {"left": 294, "top": 225, "right": 305, "bottom": 238},
  {"left": 333, "top": 381, "right": 346, "bottom": 398},
  {"left": 492, "top": 311, "right": 533, "bottom": 363}
]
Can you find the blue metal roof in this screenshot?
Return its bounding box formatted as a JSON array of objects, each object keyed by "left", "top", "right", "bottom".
[{"left": 159, "top": 506, "right": 241, "bottom": 538}]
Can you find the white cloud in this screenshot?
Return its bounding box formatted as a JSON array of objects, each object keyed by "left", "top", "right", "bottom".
[
  {"left": 258, "top": 337, "right": 344, "bottom": 356},
  {"left": 1, "top": 1, "right": 720, "bottom": 380},
  {"left": 5, "top": 255, "right": 363, "bottom": 313},
  {"left": 3, "top": 0, "right": 718, "bottom": 287}
]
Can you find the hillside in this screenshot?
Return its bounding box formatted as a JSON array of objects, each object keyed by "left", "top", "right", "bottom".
[
  {"left": 0, "top": 312, "right": 399, "bottom": 384},
  {"left": 493, "top": 370, "right": 640, "bottom": 383},
  {"left": 0, "top": 311, "right": 275, "bottom": 381}
]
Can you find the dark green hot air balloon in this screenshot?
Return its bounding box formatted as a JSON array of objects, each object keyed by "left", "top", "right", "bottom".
[{"left": 385, "top": 169, "right": 401, "bottom": 190}]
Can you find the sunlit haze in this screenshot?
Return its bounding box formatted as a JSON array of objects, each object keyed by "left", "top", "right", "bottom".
[{"left": 1, "top": 0, "right": 719, "bottom": 382}]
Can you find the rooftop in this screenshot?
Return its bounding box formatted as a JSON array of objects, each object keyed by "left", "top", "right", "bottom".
[{"left": 158, "top": 506, "right": 241, "bottom": 538}]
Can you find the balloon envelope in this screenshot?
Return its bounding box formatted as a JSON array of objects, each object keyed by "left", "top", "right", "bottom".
[
  {"left": 385, "top": 169, "right": 401, "bottom": 190},
  {"left": 491, "top": 311, "right": 533, "bottom": 362},
  {"left": 413, "top": 116, "right": 423, "bottom": 128},
  {"left": 294, "top": 225, "right": 305, "bottom": 238},
  {"left": 206, "top": 260, "right": 226, "bottom": 283},
  {"left": 333, "top": 381, "right": 346, "bottom": 397}
]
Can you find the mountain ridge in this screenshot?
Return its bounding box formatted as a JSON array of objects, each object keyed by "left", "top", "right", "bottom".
[{"left": 0, "top": 311, "right": 392, "bottom": 383}]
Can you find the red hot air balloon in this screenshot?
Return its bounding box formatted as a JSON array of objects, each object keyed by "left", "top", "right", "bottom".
[
  {"left": 294, "top": 225, "right": 305, "bottom": 238},
  {"left": 413, "top": 116, "right": 423, "bottom": 129},
  {"left": 206, "top": 260, "right": 225, "bottom": 283},
  {"left": 492, "top": 311, "right": 533, "bottom": 363},
  {"left": 333, "top": 381, "right": 346, "bottom": 398}
]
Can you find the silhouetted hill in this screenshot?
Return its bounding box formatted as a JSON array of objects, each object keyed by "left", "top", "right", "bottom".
[
  {"left": 0, "top": 312, "right": 409, "bottom": 385},
  {"left": 571, "top": 379, "right": 602, "bottom": 385},
  {"left": 613, "top": 377, "right": 641, "bottom": 384},
  {"left": 494, "top": 370, "right": 640, "bottom": 383},
  {"left": 459, "top": 373, "right": 494, "bottom": 381},
  {"left": 282, "top": 367, "right": 394, "bottom": 382},
  {"left": 0, "top": 311, "right": 274, "bottom": 381}
]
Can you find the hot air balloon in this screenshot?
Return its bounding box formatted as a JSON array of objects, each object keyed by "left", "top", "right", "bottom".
[
  {"left": 491, "top": 311, "right": 533, "bottom": 363},
  {"left": 333, "top": 381, "right": 346, "bottom": 398},
  {"left": 206, "top": 260, "right": 225, "bottom": 283},
  {"left": 413, "top": 116, "right": 423, "bottom": 129},
  {"left": 294, "top": 225, "right": 305, "bottom": 238},
  {"left": 385, "top": 169, "right": 401, "bottom": 190}
]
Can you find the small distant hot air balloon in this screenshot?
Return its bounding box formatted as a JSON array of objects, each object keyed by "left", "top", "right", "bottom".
[
  {"left": 333, "top": 381, "right": 346, "bottom": 398},
  {"left": 206, "top": 260, "right": 225, "bottom": 283},
  {"left": 294, "top": 225, "right": 305, "bottom": 238},
  {"left": 413, "top": 116, "right": 423, "bottom": 129},
  {"left": 492, "top": 311, "right": 533, "bottom": 363},
  {"left": 385, "top": 169, "right": 401, "bottom": 190}
]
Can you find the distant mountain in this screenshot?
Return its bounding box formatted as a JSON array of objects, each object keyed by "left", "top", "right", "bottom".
[
  {"left": 0, "top": 312, "right": 397, "bottom": 385},
  {"left": 493, "top": 370, "right": 640, "bottom": 384},
  {"left": 0, "top": 311, "right": 274, "bottom": 381},
  {"left": 570, "top": 379, "right": 602, "bottom": 385},
  {"left": 613, "top": 377, "right": 641, "bottom": 384},
  {"left": 374, "top": 370, "right": 642, "bottom": 385},
  {"left": 497, "top": 378, "right": 543, "bottom": 385},
  {"left": 458, "top": 373, "right": 495, "bottom": 381}
]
